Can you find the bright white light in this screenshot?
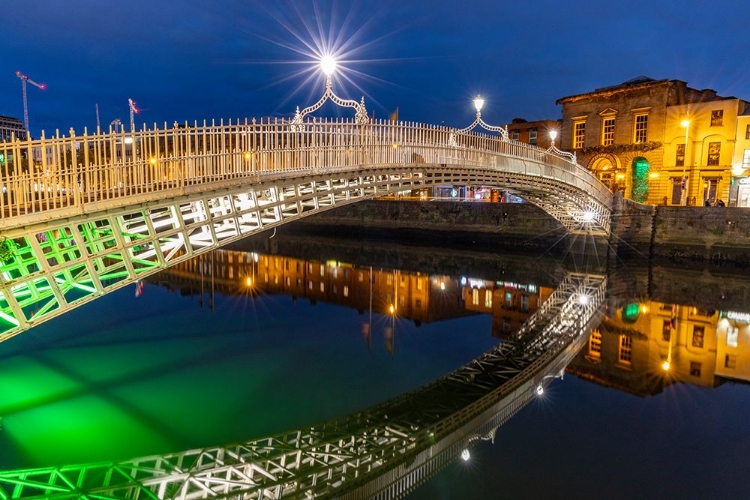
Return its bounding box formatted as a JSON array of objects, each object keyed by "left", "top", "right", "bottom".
[
  {"left": 473, "top": 96, "right": 485, "bottom": 112},
  {"left": 549, "top": 130, "right": 557, "bottom": 142},
  {"left": 681, "top": 119, "right": 690, "bottom": 128},
  {"left": 578, "top": 294, "right": 589, "bottom": 305},
  {"left": 123, "top": 137, "right": 133, "bottom": 145},
  {"left": 536, "top": 384, "right": 544, "bottom": 395},
  {"left": 320, "top": 55, "right": 337, "bottom": 77},
  {"left": 583, "top": 211, "right": 595, "bottom": 222},
  {"left": 440, "top": 282, "right": 445, "bottom": 290},
  {"left": 461, "top": 448, "right": 471, "bottom": 461}
]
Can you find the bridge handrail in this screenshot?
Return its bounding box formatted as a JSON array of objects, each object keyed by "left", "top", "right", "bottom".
[{"left": 0, "top": 118, "right": 612, "bottom": 226}]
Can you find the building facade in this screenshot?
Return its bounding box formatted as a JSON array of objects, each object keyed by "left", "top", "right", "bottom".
[
  {"left": 0, "top": 114, "right": 27, "bottom": 142},
  {"left": 556, "top": 77, "right": 750, "bottom": 206}
]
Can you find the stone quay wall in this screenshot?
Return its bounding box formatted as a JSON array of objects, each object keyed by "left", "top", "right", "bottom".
[{"left": 294, "top": 199, "right": 750, "bottom": 263}]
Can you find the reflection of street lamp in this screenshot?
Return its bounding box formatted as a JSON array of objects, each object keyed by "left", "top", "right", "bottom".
[{"left": 681, "top": 118, "right": 690, "bottom": 205}]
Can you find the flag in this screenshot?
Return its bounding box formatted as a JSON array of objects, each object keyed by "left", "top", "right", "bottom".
[{"left": 389, "top": 106, "right": 399, "bottom": 122}]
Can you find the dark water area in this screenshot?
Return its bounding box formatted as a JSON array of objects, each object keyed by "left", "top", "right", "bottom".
[{"left": 2, "top": 227, "right": 750, "bottom": 499}]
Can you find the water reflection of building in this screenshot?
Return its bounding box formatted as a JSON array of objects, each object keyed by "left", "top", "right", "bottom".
[
  {"left": 462, "top": 277, "right": 553, "bottom": 338},
  {"left": 570, "top": 300, "right": 750, "bottom": 396},
  {"left": 149, "top": 250, "right": 552, "bottom": 339}
]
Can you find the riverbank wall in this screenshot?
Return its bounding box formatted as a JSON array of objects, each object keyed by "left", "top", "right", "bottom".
[{"left": 289, "top": 198, "right": 750, "bottom": 264}]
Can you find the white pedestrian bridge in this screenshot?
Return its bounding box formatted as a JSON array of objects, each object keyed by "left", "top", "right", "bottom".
[
  {"left": 0, "top": 115, "right": 612, "bottom": 499},
  {"left": 0, "top": 118, "right": 612, "bottom": 342}
]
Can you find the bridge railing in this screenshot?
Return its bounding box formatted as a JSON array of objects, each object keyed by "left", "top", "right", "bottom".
[{"left": 0, "top": 118, "right": 609, "bottom": 225}]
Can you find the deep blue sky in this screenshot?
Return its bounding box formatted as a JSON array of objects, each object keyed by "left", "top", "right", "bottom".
[{"left": 3, "top": 0, "right": 750, "bottom": 139}]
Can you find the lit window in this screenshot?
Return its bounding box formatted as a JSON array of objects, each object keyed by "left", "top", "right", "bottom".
[
  {"left": 711, "top": 110, "right": 724, "bottom": 126},
  {"left": 602, "top": 117, "right": 615, "bottom": 146},
  {"left": 589, "top": 329, "right": 602, "bottom": 357},
  {"left": 485, "top": 291, "right": 492, "bottom": 308},
  {"left": 727, "top": 325, "right": 738, "bottom": 347},
  {"left": 472, "top": 288, "right": 479, "bottom": 306},
  {"left": 417, "top": 279, "right": 423, "bottom": 291},
  {"left": 320, "top": 264, "right": 325, "bottom": 276},
  {"left": 358, "top": 272, "right": 363, "bottom": 282},
  {"left": 634, "top": 114, "right": 648, "bottom": 143},
  {"left": 573, "top": 121, "right": 585, "bottom": 149},
  {"left": 662, "top": 320, "right": 672, "bottom": 341},
  {"left": 387, "top": 274, "right": 393, "bottom": 285},
  {"left": 707, "top": 142, "right": 721, "bottom": 166},
  {"left": 676, "top": 144, "right": 685, "bottom": 167},
  {"left": 618, "top": 335, "right": 632, "bottom": 364},
  {"left": 504, "top": 291, "right": 512, "bottom": 308},
  {"left": 692, "top": 326, "right": 705, "bottom": 348},
  {"left": 343, "top": 285, "right": 349, "bottom": 297}
]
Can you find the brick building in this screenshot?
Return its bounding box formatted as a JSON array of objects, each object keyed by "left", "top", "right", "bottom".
[{"left": 556, "top": 76, "right": 750, "bottom": 205}]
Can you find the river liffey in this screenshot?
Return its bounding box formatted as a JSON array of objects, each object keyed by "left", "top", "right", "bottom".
[{"left": 1, "top": 230, "right": 750, "bottom": 499}]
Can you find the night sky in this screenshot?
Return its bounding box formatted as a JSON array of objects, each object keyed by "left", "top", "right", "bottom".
[{"left": 3, "top": 0, "right": 750, "bottom": 139}]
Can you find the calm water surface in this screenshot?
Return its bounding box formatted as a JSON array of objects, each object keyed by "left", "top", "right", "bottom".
[{"left": 2, "top": 232, "right": 750, "bottom": 500}]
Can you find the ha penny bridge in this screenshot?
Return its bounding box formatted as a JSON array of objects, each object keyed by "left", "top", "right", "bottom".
[{"left": 0, "top": 67, "right": 612, "bottom": 498}]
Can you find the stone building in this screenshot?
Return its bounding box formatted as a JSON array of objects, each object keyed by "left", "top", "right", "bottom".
[
  {"left": 556, "top": 76, "right": 749, "bottom": 205},
  {"left": 504, "top": 118, "right": 560, "bottom": 149}
]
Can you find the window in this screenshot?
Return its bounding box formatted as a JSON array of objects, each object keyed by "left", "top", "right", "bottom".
[
  {"left": 343, "top": 285, "right": 349, "bottom": 297},
  {"left": 511, "top": 130, "right": 520, "bottom": 141},
  {"left": 386, "top": 274, "right": 393, "bottom": 285},
  {"left": 573, "top": 121, "right": 585, "bottom": 149},
  {"left": 416, "top": 298, "right": 422, "bottom": 310},
  {"left": 743, "top": 149, "right": 750, "bottom": 168},
  {"left": 726, "top": 354, "right": 737, "bottom": 369},
  {"left": 504, "top": 291, "right": 512, "bottom": 308},
  {"left": 634, "top": 114, "right": 648, "bottom": 143},
  {"left": 417, "top": 279, "right": 423, "bottom": 291},
  {"left": 692, "top": 326, "right": 705, "bottom": 348},
  {"left": 662, "top": 320, "right": 672, "bottom": 341},
  {"left": 707, "top": 142, "right": 721, "bottom": 166},
  {"left": 618, "top": 335, "right": 632, "bottom": 365},
  {"left": 472, "top": 288, "right": 479, "bottom": 305},
  {"left": 320, "top": 264, "right": 325, "bottom": 276},
  {"left": 602, "top": 117, "right": 615, "bottom": 146},
  {"left": 690, "top": 361, "right": 702, "bottom": 377},
  {"left": 485, "top": 291, "right": 493, "bottom": 308},
  {"left": 529, "top": 128, "right": 537, "bottom": 146},
  {"left": 711, "top": 110, "right": 724, "bottom": 126},
  {"left": 589, "top": 329, "right": 602, "bottom": 357},
  {"left": 727, "top": 325, "right": 738, "bottom": 347},
  {"left": 521, "top": 295, "right": 529, "bottom": 312},
  {"left": 676, "top": 144, "right": 685, "bottom": 167},
  {"left": 746, "top": 124, "right": 750, "bottom": 140}
]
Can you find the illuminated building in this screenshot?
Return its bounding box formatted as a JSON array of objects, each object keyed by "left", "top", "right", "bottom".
[{"left": 557, "top": 77, "right": 750, "bottom": 206}]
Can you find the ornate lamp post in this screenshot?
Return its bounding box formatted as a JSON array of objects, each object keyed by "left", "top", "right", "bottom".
[
  {"left": 546, "top": 128, "right": 576, "bottom": 163},
  {"left": 290, "top": 55, "right": 368, "bottom": 130},
  {"left": 455, "top": 95, "right": 510, "bottom": 139}
]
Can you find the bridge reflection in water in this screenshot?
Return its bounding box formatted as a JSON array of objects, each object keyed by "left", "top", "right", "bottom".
[
  {"left": 0, "top": 242, "right": 606, "bottom": 499},
  {"left": 2, "top": 238, "right": 749, "bottom": 499}
]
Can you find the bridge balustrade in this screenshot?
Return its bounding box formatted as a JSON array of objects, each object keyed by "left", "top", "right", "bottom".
[{"left": 1, "top": 118, "right": 610, "bottom": 229}]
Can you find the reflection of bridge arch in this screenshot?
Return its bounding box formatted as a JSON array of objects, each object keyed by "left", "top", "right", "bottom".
[
  {"left": 0, "top": 119, "right": 613, "bottom": 341},
  {"left": 0, "top": 273, "right": 606, "bottom": 499}
]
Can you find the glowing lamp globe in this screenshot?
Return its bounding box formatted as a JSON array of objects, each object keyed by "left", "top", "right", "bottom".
[
  {"left": 473, "top": 96, "right": 485, "bottom": 112},
  {"left": 320, "top": 56, "right": 337, "bottom": 77},
  {"left": 549, "top": 130, "right": 558, "bottom": 142}
]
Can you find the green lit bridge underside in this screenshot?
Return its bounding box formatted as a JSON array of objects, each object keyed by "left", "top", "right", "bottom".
[{"left": 0, "top": 273, "right": 606, "bottom": 500}]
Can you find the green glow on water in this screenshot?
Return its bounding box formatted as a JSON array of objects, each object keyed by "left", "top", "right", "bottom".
[{"left": 0, "top": 283, "right": 497, "bottom": 470}]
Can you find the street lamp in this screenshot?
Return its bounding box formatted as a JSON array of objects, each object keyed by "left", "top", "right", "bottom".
[
  {"left": 290, "top": 55, "right": 368, "bottom": 129},
  {"left": 681, "top": 118, "right": 690, "bottom": 205},
  {"left": 455, "top": 95, "right": 509, "bottom": 138},
  {"left": 549, "top": 130, "right": 558, "bottom": 148}
]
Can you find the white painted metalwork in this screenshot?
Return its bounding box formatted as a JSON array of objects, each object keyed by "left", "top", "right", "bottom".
[
  {"left": 0, "top": 273, "right": 606, "bottom": 500},
  {"left": 0, "top": 118, "right": 614, "bottom": 341}
]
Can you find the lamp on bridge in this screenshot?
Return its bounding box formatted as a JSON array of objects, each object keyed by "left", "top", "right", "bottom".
[
  {"left": 549, "top": 130, "right": 557, "bottom": 148},
  {"left": 456, "top": 95, "right": 509, "bottom": 139},
  {"left": 290, "top": 54, "right": 368, "bottom": 128}
]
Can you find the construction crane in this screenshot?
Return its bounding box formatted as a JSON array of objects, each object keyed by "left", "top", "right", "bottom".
[
  {"left": 15, "top": 71, "right": 46, "bottom": 132},
  {"left": 128, "top": 98, "right": 138, "bottom": 131}
]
